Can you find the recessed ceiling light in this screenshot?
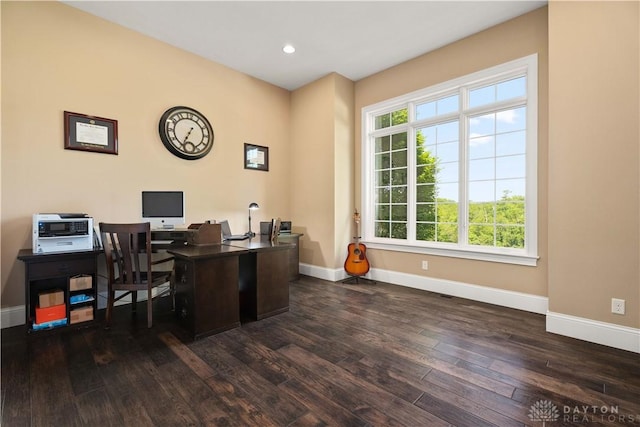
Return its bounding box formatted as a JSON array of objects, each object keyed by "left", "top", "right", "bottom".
[{"left": 282, "top": 44, "right": 296, "bottom": 54}]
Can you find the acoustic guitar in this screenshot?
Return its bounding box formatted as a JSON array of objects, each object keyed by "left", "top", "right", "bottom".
[{"left": 344, "top": 210, "right": 370, "bottom": 277}]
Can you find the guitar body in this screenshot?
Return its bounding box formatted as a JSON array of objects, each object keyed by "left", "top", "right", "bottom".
[{"left": 344, "top": 242, "right": 370, "bottom": 276}]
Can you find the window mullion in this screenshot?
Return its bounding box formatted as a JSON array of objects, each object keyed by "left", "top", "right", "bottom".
[
  {"left": 407, "top": 124, "right": 417, "bottom": 244},
  {"left": 459, "top": 88, "right": 469, "bottom": 247}
]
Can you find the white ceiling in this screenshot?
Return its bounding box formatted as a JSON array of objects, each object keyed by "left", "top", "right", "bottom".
[{"left": 64, "top": 1, "right": 547, "bottom": 91}]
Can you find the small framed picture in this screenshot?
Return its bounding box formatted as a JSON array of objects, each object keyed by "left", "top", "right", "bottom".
[
  {"left": 244, "top": 143, "right": 269, "bottom": 171},
  {"left": 64, "top": 111, "right": 118, "bottom": 155}
]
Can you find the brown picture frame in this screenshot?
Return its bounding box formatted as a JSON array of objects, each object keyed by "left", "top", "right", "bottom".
[
  {"left": 244, "top": 143, "right": 269, "bottom": 171},
  {"left": 64, "top": 111, "right": 118, "bottom": 155}
]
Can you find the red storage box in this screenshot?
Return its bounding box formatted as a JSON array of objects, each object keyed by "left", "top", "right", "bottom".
[{"left": 35, "top": 303, "right": 66, "bottom": 324}]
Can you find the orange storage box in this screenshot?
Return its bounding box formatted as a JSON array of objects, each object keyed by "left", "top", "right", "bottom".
[{"left": 35, "top": 303, "right": 66, "bottom": 324}]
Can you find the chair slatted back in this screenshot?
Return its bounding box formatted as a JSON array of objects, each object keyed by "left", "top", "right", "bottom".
[{"left": 100, "top": 222, "right": 152, "bottom": 286}]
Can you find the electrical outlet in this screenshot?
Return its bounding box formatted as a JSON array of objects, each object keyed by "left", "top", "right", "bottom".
[
  {"left": 421, "top": 260, "right": 429, "bottom": 270},
  {"left": 611, "top": 298, "right": 625, "bottom": 315}
]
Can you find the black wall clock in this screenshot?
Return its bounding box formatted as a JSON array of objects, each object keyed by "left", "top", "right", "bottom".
[{"left": 159, "top": 106, "right": 214, "bottom": 160}]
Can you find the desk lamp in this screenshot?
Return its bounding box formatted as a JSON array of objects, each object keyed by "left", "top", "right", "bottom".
[{"left": 247, "top": 202, "right": 259, "bottom": 237}]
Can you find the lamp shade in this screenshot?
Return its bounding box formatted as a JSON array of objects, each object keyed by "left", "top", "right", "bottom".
[{"left": 249, "top": 202, "right": 259, "bottom": 210}]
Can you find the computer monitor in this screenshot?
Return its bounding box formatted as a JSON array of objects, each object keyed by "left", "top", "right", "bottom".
[{"left": 141, "top": 191, "right": 185, "bottom": 229}]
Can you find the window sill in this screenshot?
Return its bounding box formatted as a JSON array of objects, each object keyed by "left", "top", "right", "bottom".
[{"left": 364, "top": 241, "right": 539, "bottom": 266}]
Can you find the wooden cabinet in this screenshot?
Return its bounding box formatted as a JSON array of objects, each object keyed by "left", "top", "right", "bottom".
[
  {"left": 170, "top": 245, "right": 246, "bottom": 339},
  {"left": 18, "top": 249, "right": 101, "bottom": 332},
  {"left": 277, "top": 233, "right": 302, "bottom": 281}
]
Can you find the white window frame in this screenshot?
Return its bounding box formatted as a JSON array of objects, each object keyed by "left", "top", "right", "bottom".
[{"left": 361, "top": 54, "right": 538, "bottom": 266}]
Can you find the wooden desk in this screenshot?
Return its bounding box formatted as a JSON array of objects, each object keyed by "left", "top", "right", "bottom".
[
  {"left": 168, "top": 244, "right": 248, "bottom": 339},
  {"left": 226, "top": 236, "right": 294, "bottom": 321}
]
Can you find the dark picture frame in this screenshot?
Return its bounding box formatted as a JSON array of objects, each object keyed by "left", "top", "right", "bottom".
[
  {"left": 64, "top": 111, "right": 118, "bottom": 155},
  {"left": 244, "top": 143, "right": 269, "bottom": 171}
]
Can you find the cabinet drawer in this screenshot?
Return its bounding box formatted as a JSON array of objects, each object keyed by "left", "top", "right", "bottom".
[{"left": 28, "top": 258, "right": 95, "bottom": 280}]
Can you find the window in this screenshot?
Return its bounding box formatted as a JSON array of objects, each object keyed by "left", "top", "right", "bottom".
[{"left": 362, "top": 55, "right": 537, "bottom": 266}]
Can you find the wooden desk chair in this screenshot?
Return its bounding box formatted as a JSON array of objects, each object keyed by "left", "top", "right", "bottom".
[{"left": 99, "top": 222, "right": 174, "bottom": 328}]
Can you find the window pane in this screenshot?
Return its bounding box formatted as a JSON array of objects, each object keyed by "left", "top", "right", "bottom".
[
  {"left": 437, "top": 162, "right": 458, "bottom": 183},
  {"left": 436, "top": 183, "right": 458, "bottom": 202},
  {"left": 496, "top": 155, "right": 525, "bottom": 179},
  {"left": 496, "top": 225, "right": 524, "bottom": 248},
  {"left": 391, "top": 186, "right": 407, "bottom": 203},
  {"left": 391, "top": 109, "right": 408, "bottom": 126},
  {"left": 391, "top": 205, "right": 407, "bottom": 221},
  {"left": 497, "top": 77, "right": 526, "bottom": 101},
  {"left": 437, "top": 95, "right": 459, "bottom": 115},
  {"left": 469, "top": 202, "right": 495, "bottom": 224},
  {"left": 496, "top": 107, "right": 525, "bottom": 133},
  {"left": 375, "top": 153, "right": 390, "bottom": 169},
  {"left": 437, "top": 202, "right": 458, "bottom": 223},
  {"left": 469, "top": 85, "right": 495, "bottom": 108},
  {"left": 376, "top": 204, "right": 390, "bottom": 220},
  {"left": 468, "top": 181, "right": 495, "bottom": 203},
  {"left": 375, "top": 222, "right": 390, "bottom": 237},
  {"left": 496, "top": 178, "right": 525, "bottom": 199},
  {"left": 416, "top": 223, "right": 435, "bottom": 241},
  {"left": 391, "top": 168, "right": 407, "bottom": 185},
  {"left": 469, "top": 135, "right": 495, "bottom": 160},
  {"left": 376, "top": 170, "right": 390, "bottom": 186},
  {"left": 437, "top": 141, "right": 458, "bottom": 163},
  {"left": 496, "top": 131, "right": 525, "bottom": 156},
  {"left": 496, "top": 201, "right": 525, "bottom": 225},
  {"left": 392, "top": 132, "right": 407, "bottom": 150},
  {"left": 416, "top": 101, "right": 436, "bottom": 120},
  {"left": 416, "top": 184, "right": 436, "bottom": 202},
  {"left": 391, "top": 150, "right": 407, "bottom": 168},
  {"left": 416, "top": 203, "right": 435, "bottom": 221},
  {"left": 391, "top": 222, "right": 407, "bottom": 239},
  {"left": 437, "top": 223, "right": 458, "bottom": 243},
  {"left": 437, "top": 121, "right": 459, "bottom": 143},
  {"left": 374, "top": 108, "right": 407, "bottom": 130},
  {"left": 416, "top": 164, "right": 436, "bottom": 184},
  {"left": 375, "top": 114, "right": 390, "bottom": 130},
  {"left": 417, "top": 127, "right": 436, "bottom": 147},
  {"left": 416, "top": 95, "right": 459, "bottom": 121},
  {"left": 469, "top": 224, "right": 495, "bottom": 246},
  {"left": 375, "top": 136, "right": 390, "bottom": 152},
  {"left": 469, "top": 113, "right": 495, "bottom": 137},
  {"left": 376, "top": 187, "right": 390, "bottom": 203},
  {"left": 469, "top": 158, "right": 495, "bottom": 181}
]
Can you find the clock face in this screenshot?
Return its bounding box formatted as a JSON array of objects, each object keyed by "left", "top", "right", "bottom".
[{"left": 159, "top": 106, "right": 214, "bottom": 160}]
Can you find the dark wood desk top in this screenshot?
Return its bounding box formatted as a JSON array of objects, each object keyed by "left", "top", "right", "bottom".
[
  {"left": 167, "top": 244, "right": 248, "bottom": 260},
  {"left": 17, "top": 248, "right": 103, "bottom": 262},
  {"left": 224, "top": 235, "right": 295, "bottom": 251}
]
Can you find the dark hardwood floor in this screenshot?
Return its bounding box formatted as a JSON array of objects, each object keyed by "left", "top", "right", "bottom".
[{"left": 2, "top": 276, "right": 639, "bottom": 426}]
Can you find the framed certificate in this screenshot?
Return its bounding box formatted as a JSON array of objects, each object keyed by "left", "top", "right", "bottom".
[
  {"left": 64, "top": 111, "right": 118, "bottom": 155},
  {"left": 244, "top": 143, "right": 269, "bottom": 171}
]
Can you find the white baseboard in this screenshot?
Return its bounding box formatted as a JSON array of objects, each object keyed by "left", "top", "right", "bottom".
[
  {"left": 300, "top": 264, "right": 548, "bottom": 314},
  {"left": 300, "top": 264, "right": 639, "bottom": 353},
  {"left": 1, "top": 305, "right": 26, "bottom": 329},
  {"left": 546, "top": 311, "right": 640, "bottom": 354}
]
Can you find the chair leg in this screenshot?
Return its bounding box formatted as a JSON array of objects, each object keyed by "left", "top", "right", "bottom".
[
  {"left": 106, "top": 289, "right": 114, "bottom": 328},
  {"left": 147, "top": 288, "right": 153, "bottom": 328},
  {"left": 131, "top": 291, "right": 137, "bottom": 313}
]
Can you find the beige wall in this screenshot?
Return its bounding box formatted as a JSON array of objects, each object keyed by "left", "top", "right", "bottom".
[
  {"left": 548, "top": 1, "right": 639, "bottom": 328},
  {"left": 1, "top": 2, "right": 291, "bottom": 308},
  {"left": 354, "top": 7, "right": 550, "bottom": 297},
  {"left": 290, "top": 73, "right": 355, "bottom": 269}
]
